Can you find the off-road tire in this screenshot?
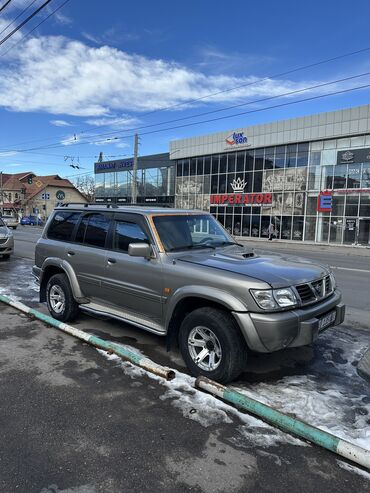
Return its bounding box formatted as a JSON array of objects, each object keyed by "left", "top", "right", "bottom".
[
  {"left": 46, "top": 273, "right": 79, "bottom": 322},
  {"left": 179, "top": 307, "right": 247, "bottom": 384}
]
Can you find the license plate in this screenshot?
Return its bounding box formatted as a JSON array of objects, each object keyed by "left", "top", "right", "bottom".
[{"left": 319, "top": 310, "right": 336, "bottom": 330}]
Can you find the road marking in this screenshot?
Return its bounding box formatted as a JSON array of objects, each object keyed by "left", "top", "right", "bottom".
[{"left": 330, "top": 266, "right": 370, "bottom": 274}]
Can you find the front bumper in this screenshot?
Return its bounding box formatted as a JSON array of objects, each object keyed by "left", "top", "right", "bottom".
[{"left": 233, "top": 289, "right": 345, "bottom": 353}]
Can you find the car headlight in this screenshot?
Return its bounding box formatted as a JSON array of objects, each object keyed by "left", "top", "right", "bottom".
[
  {"left": 273, "top": 288, "right": 297, "bottom": 307},
  {"left": 251, "top": 287, "right": 297, "bottom": 310},
  {"left": 250, "top": 289, "right": 277, "bottom": 310},
  {"left": 329, "top": 272, "right": 336, "bottom": 290}
]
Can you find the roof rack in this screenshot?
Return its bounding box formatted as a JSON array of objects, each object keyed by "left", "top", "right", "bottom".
[{"left": 55, "top": 202, "right": 174, "bottom": 209}]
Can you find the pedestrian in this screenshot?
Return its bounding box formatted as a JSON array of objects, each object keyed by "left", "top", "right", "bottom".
[{"left": 268, "top": 222, "right": 275, "bottom": 241}]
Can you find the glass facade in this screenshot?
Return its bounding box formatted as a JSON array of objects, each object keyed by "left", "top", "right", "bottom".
[
  {"left": 175, "top": 135, "right": 370, "bottom": 245},
  {"left": 95, "top": 154, "right": 175, "bottom": 205}
]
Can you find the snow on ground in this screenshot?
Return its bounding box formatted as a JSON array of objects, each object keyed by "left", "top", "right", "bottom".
[
  {"left": 231, "top": 327, "right": 370, "bottom": 450},
  {"left": 98, "top": 349, "right": 307, "bottom": 448}
]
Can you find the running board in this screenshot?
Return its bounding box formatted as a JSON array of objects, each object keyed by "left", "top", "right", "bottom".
[{"left": 80, "top": 302, "right": 166, "bottom": 336}]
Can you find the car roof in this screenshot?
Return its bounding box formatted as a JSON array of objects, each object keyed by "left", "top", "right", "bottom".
[{"left": 54, "top": 203, "right": 209, "bottom": 216}]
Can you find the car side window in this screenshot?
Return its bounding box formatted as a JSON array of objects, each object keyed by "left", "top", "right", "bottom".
[
  {"left": 47, "top": 212, "right": 81, "bottom": 241},
  {"left": 113, "top": 220, "right": 149, "bottom": 253},
  {"left": 76, "top": 213, "right": 110, "bottom": 248}
]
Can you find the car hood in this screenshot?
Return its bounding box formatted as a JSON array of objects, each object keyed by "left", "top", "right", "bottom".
[{"left": 177, "top": 246, "right": 330, "bottom": 288}]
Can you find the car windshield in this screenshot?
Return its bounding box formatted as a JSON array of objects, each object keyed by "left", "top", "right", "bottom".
[{"left": 153, "top": 214, "right": 236, "bottom": 252}]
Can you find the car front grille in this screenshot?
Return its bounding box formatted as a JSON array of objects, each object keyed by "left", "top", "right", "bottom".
[{"left": 295, "top": 275, "right": 333, "bottom": 306}]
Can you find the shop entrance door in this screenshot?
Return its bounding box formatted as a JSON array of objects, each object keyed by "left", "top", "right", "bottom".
[
  {"left": 343, "top": 218, "right": 358, "bottom": 244},
  {"left": 358, "top": 218, "right": 370, "bottom": 245}
]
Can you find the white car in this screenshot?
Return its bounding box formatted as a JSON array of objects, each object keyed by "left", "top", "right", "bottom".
[{"left": 1, "top": 215, "right": 18, "bottom": 229}]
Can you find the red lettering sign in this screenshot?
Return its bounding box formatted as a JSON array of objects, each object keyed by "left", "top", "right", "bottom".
[{"left": 210, "top": 193, "right": 272, "bottom": 205}]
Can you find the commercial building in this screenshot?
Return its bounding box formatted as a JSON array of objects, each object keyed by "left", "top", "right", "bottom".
[
  {"left": 94, "top": 153, "right": 175, "bottom": 205},
  {"left": 95, "top": 104, "right": 370, "bottom": 246}
]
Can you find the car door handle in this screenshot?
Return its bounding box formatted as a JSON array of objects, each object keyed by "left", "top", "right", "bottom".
[
  {"left": 107, "top": 258, "right": 117, "bottom": 264},
  {"left": 67, "top": 251, "right": 75, "bottom": 256}
]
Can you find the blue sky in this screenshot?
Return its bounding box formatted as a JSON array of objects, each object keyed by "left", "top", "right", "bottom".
[{"left": 1, "top": 0, "right": 370, "bottom": 179}]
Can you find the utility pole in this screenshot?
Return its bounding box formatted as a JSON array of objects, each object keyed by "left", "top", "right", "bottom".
[{"left": 132, "top": 133, "right": 139, "bottom": 204}]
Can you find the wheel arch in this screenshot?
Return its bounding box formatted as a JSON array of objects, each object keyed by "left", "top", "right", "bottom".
[
  {"left": 165, "top": 287, "right": 248, "bottom": 351},
  {"left": 39, "top": 258, "right": 87, "bottom": 303}
]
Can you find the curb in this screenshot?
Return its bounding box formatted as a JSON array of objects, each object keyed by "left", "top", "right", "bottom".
[
  {"left": 0, "top": 294, "right": 175, "bottom": 381},
  {"left": 195, "top": 376, "right": 370, "bottom": 471}
]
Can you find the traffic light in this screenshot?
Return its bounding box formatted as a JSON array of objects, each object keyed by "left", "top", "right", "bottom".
[{"left": 27, "top": 176, "right": 33, "bottom": 184}]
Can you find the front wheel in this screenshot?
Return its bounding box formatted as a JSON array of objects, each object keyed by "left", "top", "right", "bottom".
[
  {"left": 46, "top": 273, "right": 79, "bottom": 322},
  {"left": 179, "top": 307, "right": 247, "bottom": 384}
]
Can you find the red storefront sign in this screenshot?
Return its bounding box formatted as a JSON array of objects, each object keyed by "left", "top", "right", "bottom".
[{"left": 210, "top": 193, "right": 272, "bottom": 205}]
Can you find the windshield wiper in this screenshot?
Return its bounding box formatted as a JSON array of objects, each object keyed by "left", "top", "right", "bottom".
[
  {"left": 167, "top": 244, "right": 216, "bottom": 252},
  {"left": 213, "top": 241, "right": 243, "bottom": 247}
]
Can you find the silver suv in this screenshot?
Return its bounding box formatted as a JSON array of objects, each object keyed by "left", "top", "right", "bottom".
[{"left": 33, "top": 204, "right": 345, "bottom": 383}]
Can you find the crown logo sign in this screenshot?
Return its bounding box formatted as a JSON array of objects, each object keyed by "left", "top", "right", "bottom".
[{"left": 230, "top": 177, "right": 247, "bottom": 192}]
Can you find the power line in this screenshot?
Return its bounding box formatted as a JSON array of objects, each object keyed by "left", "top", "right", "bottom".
[
  {"left": 2, "top": 42, "right": 370, "bottom": 150},
  {"left": 0, "top": 0, "right": 71, "bottom": 56},
  {"left": 4, "top": 72, "right": 370, "bottom": 154},
  {"left": 0, "top": 0, "right": 12, "bottom": 15},
  {"left": 0, "top": 0, "right": 37, "bottom": 38},
  {"left": 0, "top": 0, "right": 53, "bottom": 48}
]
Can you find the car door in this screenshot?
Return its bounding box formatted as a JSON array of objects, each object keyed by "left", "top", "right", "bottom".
[
  {"left": 101, "top": 212, "right": 164, "bottom": 325},
  {"left": 65, "top": 211, "right": 112, "bottom": 300}
]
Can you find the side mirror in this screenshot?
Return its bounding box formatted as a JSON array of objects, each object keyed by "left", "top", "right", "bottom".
[{"left": 128, "top": 242, "right": 152, "bottom": 258}]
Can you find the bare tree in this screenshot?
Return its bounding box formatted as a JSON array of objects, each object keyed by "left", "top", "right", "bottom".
[{"left": 73, "top": 175, "right": 96, "bottom": 202}]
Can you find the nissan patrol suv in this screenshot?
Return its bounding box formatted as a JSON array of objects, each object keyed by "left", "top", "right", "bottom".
[{"left": 33, "top": 204, "right": 345, "bottom": 383}]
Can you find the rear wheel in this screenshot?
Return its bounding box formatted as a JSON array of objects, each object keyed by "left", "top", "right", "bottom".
[
  {"left": 179, "top": 307, "right": 246, "bottom": 384},
  {"left": 46, "top": 273, "right": 79, "bottom": 322}
]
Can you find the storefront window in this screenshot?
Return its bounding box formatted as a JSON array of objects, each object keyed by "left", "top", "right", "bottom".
[
  {"left": 246, "top": 151, "right": 255, "bottom": 172},
  {"left": 197, "top": 157, "right": 204, "bottom": 175},
  {"left": 306, "top": 196, "right": 318, "bottom": 215},
  {"left": 333, "top": 164, "right": 347, "bottom": 189},
  {"left": 310, "top": 151, "right": 321, "bottom": 167},
  {"left": 345, "top": 195, "right": 359, "bottom": 216},
  {"left": 190, "top": 158, "right": 197, "bottom": 176},
  {"left": 254, "top": 149, "right": 264, "bottom": 170},
  {"left": 211, "top": 155, "right": 219, "bottom": 174},
  {"left": 292, "top": 216, "right": 304, "bottom": 241},
  {"left": 252, "top": 171, "right": 263, "bottom": 192},
  {"left": 219, "top": 174, "right": 226, "bottom": 193},
  {"left": 251, "top": 214, "right": 260, "bottom": 237},
  {"left": 329, "top": 217, "right": 344, "bottom": 244},
  {"left": 347, "top": 164, "right": 361, "bottom": 188},
  {"left": 281, "top": 216, "right": 292, "bottom": 239},
  {"left": 308, "top": 166, "right": 321, "bottom": 190},
  {"left": 322, "top": 166, "right": 333, "bottom": 189},
  {"left": 220, "top": 154, "right": 227, "bottom": 173},
  {"left": 204, "top": 156, "right": 211, "bottom": 174},
  {"left": 304, "top": 216, "right": 317, "bottom": 241},
  {"left": 360, "top": 195, "right": 370, "bottom": 216},
  {"left": 297, "top": 143, "right": 309, "bottom": 167},
  {"left": 95, "top": 174, "right": 105, "bottom": 198},
  {"left": 275, "top": 146, "right": 286, "bottom": 168},
  {"left": 332, "top": 195, "right": 345, "bottom": 216},
  {"left": 241, "top": 215, "right": 251, "bottom": 236},
  {"left": 362, "top": 164, "right": 370, "bottom": 187},
  {"left": 236, "top": 152, "right": 245, "bottom": 172},
  {"left": 286, "top": 144, "right": 297, "bottom": 167}
]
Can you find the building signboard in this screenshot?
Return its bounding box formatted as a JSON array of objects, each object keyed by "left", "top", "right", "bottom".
[
  {"left": 95, "top": 159, "right": 134, "bottom": 174},
  {"left": 317, "top": 191, "right": 333, "bottom": 212},
  {"left": 336, "top": 148, "right": 370, "bottom": 165},
  {"left": 210, "top": 193, "right": 272, "bottom": 205}
]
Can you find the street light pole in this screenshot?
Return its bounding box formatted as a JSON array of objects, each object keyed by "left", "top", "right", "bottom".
[{"left": 131, "top": 133, "right": 139, "bottom": 204}]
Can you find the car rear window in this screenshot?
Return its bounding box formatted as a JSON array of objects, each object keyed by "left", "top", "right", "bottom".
[
  {"left": 47, "top": 212, "right": 82, "bottom": 241},
  {"left": 75, "top": 213, "right": 110, "bottom": 248}
]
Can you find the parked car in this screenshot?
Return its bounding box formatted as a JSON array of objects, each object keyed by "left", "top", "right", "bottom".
[
  {"left": 33, "top": 205, "right": 345, "bottom": 383},
  {"left": 1, "top": 214, "right": 18, "bottom": 229},
  {"left": 0, "top": 217, "right": 14, "bottom": 259},
  {"left": 20, "top": 215, "right": 43, "bottom": 226}
]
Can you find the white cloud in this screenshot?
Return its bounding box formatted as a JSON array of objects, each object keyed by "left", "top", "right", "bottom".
[
  {"left": 0, "top": 151, "right": 19, "bottom": 157},
  {"left": 0, "top": 34, "right": 363, "bottom": 119},
  {"left": 86, "top": 116, "right": 139, "bottom": 128},
  {"left": 60, "top": 133, "right": 79, "bottom": 146},
  {"left": 50, "top": 119, "right": 73, "bottom": 127}
]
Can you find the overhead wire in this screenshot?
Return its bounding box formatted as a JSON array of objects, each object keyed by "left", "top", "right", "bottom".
[
  {"left": 0, "top": 0, "right": 37, "bottom": 37},
  {"left": 1, "top": 41, "right": 370, "bottom": 150},
  {"left": 0, "top": 0, "right": 54, "bottom": 48},
  {"left": 0, "top": 0, "right": 12, "bottom": 15},
  {"left": 0, "top": 0, "right": 70, "bottom": 56},
  {"left": 3, "top": 73, "right": 370, "bottom": 154}
]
